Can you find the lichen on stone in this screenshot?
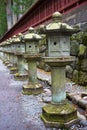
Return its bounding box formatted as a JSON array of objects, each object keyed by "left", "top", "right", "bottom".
[
  {"left": 82, "top": 33, "right": 87, "bottom": 46},
  {"left": 78, "top": 44, "right": 86, "bottom": 56}
]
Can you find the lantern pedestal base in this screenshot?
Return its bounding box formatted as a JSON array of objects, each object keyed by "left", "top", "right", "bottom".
[
  {"left": 10, "top": 67, "right": 18, "bottom": 74},
  {"left": 22, "top": 82, "right": 43, "bottom": 95},
  {"left": 4, "top": 60, "right": 10, "bottom": 65},
  {"left": 7, "top": 63, "right": 13, "bottom": 69},
  {"left": 41, "top": 102, "right": 78, "bottom": 128},
  {"left": 14, "top": 73, "right": 28, "bottom": 81}
]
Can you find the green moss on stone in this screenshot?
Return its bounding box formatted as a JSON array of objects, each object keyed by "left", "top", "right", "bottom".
[
  {"left": 22, "top": 83, "right": 43, "bottom": 95},
  {"left": 79, "top": 44, "right": 86, "bottom": 56},
  {"left": 43, "top": 102, "right": 76, "bottom": 114},
  {"left": 41, "top": 102, "right": 78, "bottom": 128},
  {"left": 22, "top": 89, "right": 43, "bottom": 95},
  {"left": 82, "top": 34, "right": 87, "bottom": 46},
  {"left": 10, "top": 67, "right": 18, "bottom": 71},
  {"left": 15, "top": 73, "right": 20, "bottom": 77},
  {"left": 72, "top": 70, "right": 78, "bottom": 84},
  {"left": 78, "top": 71, "right": 87, "bottom": 86}
]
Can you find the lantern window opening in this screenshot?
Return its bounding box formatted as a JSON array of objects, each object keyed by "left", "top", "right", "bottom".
[
  {"left": 29, "top": 45, "right": 31, "bottom": 48},
  {"left": 53, "top": 42, "right": 57, "bottom": 46}
]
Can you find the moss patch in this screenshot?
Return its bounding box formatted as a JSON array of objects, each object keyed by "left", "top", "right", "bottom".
[
  {"left": 42, "top": 102, "right": 76, "bottom": 114},
  {"left": 22, "top": 83, "right": 43, "bottom": 95},
  {"left": 14, "top": 73, "right": 20, "bottom": 77},
  {"left": 79, "top": 44, "right": 86, "bottom": 56},
  {"left": 78, "top": 71, "right": 87, "bottom": 85},
  {"left": 41, "top": 102, "right": 78, "bottom": 128},
  {"left": 10, "top": 67, "right": 18, "bottom": 71},
  {"left": 22, "top": 89, "right": 43, "bottom": 95},
  {"left": 82, "top": 34, "right": 87, "bottom": 46},
  {"left": 14, "top": 74, "right": 28, "bottom": 81}
]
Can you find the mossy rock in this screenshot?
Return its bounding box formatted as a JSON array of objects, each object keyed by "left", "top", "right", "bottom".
[
  {"left": 78, "top": 44, "right": 86, "bottom": 57},
  {"left": 15, "top": 73, "right": 19, "bottom": 77},
  {"left": 70, "top": 40, "right": 79, "bottom": 56},
  {"left": 80, "top": 59, "right": 87, "bottom": 72},
  {"left": 78, "top": 71, "right": 87, "bottom": 86},
  {"left": 82, "top": 34, "right": 87, "bottom": 46},
  {"left": 72, "top": 70, "right": 78, "bottom": 84},
  {"left": 37, "top": 61, "right": 51, "bottom": 72},
  {"left": 65, "top": 65, "right": 73, "bottom": 79},
  {"left": 76, "top": 32, "right": 83, "bottom": 43},
  {"left": 41, "top": 102, "right": 78, "bottom": 128},
  {"left": 10, "top": 67, "right": 18, "bottom": 71},
  {"left": 70, "top": 32, "right": 83, "bottom": 44}
]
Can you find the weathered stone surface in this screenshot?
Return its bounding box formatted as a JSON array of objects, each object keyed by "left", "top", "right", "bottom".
[
  {"left": 79, "top": 120, "right": 87, "bottom": 126},
  {"left": 42, "top": 96, "right": 52, "bottom": 103},
  {"left": 66, "top": 65, "right": 73, "bottom": 79},
  {"left": 82, "top": 34, "right": 87, "bottom": 46},
  {"left": 63, "top": 4, "right": 87, "bottom": 30},
  {"left": 41, "top": 102, "right": 78, "bottom": 128},
  {"left": 81, "top": 93, "right": 87, "bottom": 98},
  {"left": 14, "top": 73, "right": 28, "bottom": 81},
  {"left": 72, "top": 70, "right": 78, "bottom": 84},
  {"left": 78, "top": 44, "right": 86, "bottom": 57},
  {"left": 67, "top": 93, "right": 81, "bottom": 104},
  {"left": 71, "top": 59, "right": 78, "bottom": 70},
  {"left": 70, "top": 40, "right": 79, "bottom": 56},
  {"left": 42, "top": 88, "right": 52, "bottom": 103},
  {"left": 82, "top": 127, "right": 87, "bottom": 130},
  {"left": 80, "top": 59, "right": 87, "bottom": 72},
  {"left": 37, "top": 61, "right": 51, "bottom": 72},
  {"left": 77, "top": 112, "right": 86, "bottom": 120},
  {"left": 78, "top": 99, "right": 87, "bottom": 109},
  {"left": 22, "top": 82, "right": 43, "bottom": 95},
  {"left": 78, "top": 71, "right": 87, "bottom": 86},
  {"left": 67, "top": 93, "right": 87, "bottom": 110}
]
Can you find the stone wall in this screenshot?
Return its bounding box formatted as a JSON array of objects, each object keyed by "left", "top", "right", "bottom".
[
  {"left": 66, "top": 32, "right": 87, "bottom": 86},
  {"left": 63, "top": 4, "right": 87, "bottom": 31}
]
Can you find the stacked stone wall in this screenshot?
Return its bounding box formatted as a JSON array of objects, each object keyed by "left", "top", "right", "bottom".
[
  {"left": 63, "top": 4, "right": 87, "bottom": 31},
  {"left": 66, "top": 32, "right": 87, "bottom": 86}
]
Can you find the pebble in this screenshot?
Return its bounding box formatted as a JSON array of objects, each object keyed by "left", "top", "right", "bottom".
[
  {"left": 42, "top": 96, "right": 52, "bottom": 103},
  {"left": 79, "top": 120, "right": 87, "bottom": 127}
]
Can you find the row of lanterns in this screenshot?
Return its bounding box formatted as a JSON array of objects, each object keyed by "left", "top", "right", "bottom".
[{"left": 0, "top": 12, "right": 79, "bottom": 128}]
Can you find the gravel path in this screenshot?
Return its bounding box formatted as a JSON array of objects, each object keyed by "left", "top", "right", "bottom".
[
  {"left": 0, "top": 60, "right": 87, "bottom": 130},
  {"left": 0, "top": 60, "right": 46, "bottom": 130}
]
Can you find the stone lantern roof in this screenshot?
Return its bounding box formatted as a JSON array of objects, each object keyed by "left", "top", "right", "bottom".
[
  {"left": 23, "top": 27, "right": 42, "bottom": 41},
  {"left": 0, "top": 41, "right": 6, "bottom": 47},
  {"left": 12, "top": 34, "right": 22, "bottom": 43},
  {"left": 40, "top": 12, "right": 78, "bottom": 34},
  {"left": 8, "top": 38, "right": 13, "bottom": 44}
]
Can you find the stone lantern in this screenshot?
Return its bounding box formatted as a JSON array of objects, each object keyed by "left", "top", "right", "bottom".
[
  {"left": 0, "top": 41, "right": 8, "bottom": 63},
  {"left": 0, "top": 43, "right": 3, "bottom": 60},
  {"left": 22, "top": 27, "right": 43, "bottom": 95},
  {"left": 8, "top": 38, "right": 17, "bottom": 68},
  {"left": 41, "top": 12, "right": 78, "bottom": 128},
  {"left": 2, "top": 40, "right": 12, "bottom": 66},
  {"left": 13, "top": 34, "right": 28, "bottom": 80},
  {"left": 6, "top": 41, "right": 11, "bottom": 64},
  {"left": 5, "top": 37, "right": 18, "bottom": 73}
]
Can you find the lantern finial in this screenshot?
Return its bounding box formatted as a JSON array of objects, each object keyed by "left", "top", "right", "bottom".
[
  {"left": 28, "top": 27, "right": 34, "bottom": 33},
  {"left": 52, "top": 11, "right": 62, "bottom": 22}
]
